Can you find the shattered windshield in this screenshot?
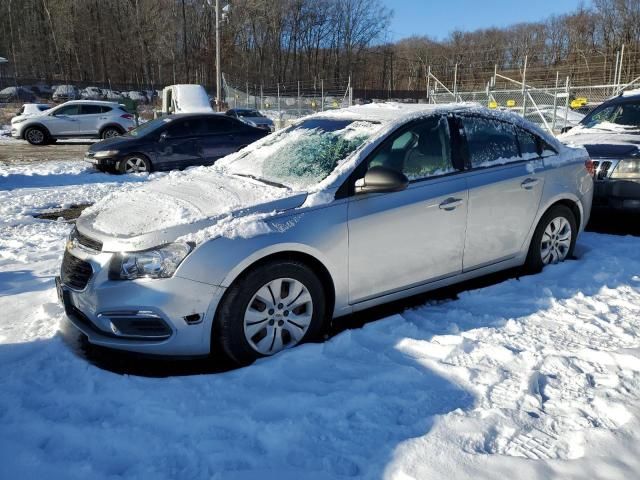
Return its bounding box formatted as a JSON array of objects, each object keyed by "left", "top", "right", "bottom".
[{"left": 224, "top": 118, "right": 379, "bottom": 190}]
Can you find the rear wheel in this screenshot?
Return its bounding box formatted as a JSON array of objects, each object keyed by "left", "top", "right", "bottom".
[
  {"left": 118, "top": 154, "right": 151, "bottom": 174},
  {"left": 24, "top": 127, "right": 48, "bottom": 145},
  {"left": 214, "top": 260, "right": 326, "bottom": 365},
  {"left": 101, "top": 126, "right": 122, "bottom": 139},
  {"left": 525, "top": 205, "right": 577, "bottom": 272}
]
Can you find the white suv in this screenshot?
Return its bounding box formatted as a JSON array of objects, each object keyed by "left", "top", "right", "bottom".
[{"left": 11, "top": 100, "right": 136, "bottom": 145}]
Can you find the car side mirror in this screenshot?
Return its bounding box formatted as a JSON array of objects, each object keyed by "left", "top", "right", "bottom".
[{"left": 355, "top": 166, "right": 409, "bottom": 195}]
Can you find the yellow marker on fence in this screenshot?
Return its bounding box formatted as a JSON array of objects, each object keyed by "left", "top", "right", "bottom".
[
  {"left": 506, "top": 99, "right": 516, "bottom": 107},
  {"left": 488, "top": 100, "right": 498, "bottom": 109}
]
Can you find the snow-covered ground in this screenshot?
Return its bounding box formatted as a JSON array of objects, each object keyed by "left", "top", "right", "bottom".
[{"left": 1, "top": 160, "right": 640, "bottom": 479}]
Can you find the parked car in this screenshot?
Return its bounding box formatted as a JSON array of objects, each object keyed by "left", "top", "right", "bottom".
[
  {"left": 226, "top": 108, "right": 274, "bottom": 131},
  {"left": 525, "top": 106, "right": 585, "bottom": 130},
  {"left": 124, "top": 90, "right": 148, "bottom": 103},
  {"left": 559, "top": 91, "right": 640, "bottom": 212},
  {"left": 57, "top": 104, "right": 593, "bottom": 364},
  {"left": 11, "top": 100, "right": 136, "bottom": 145},
  {"left": 11, "top": 103, "right": 52, "bottom": 124},
  {"left": 84, "top": 113, "right": 268, "bottom": 173},
  {"left": 52, "top": 84, "right": 80, "bottom": 102},
  {"left": 102, "top": 89, "right": 123, "bottom": 101},
  {"left": 0, "top": 86, "right": 36, "bottom": 103},
  {"left": 81, "top": 86, "right": 104, "bottom": 100}
]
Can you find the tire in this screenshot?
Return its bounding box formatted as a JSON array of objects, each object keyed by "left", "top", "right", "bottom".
[
  {"left": 101, "top": 126, "right": 122, "bottom": 139},
  {"left": 214, "top": 259, "right": 327, "bottom": 365},
  {"left": 525, "top": 204, "right": 577, "bottom": 273},
  {"left": 24, "top": 126, "right": 48, "bottom": 145},
  {"left": 118, "top": 154, "right": 151, "bottom": 174}
]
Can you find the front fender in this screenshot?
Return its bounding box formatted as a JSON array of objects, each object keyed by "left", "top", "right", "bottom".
[{"left": 174, "top": 202, "right": 350, "bottom": 310}]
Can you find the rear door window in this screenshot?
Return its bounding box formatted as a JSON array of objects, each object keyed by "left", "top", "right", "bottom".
[
  {"left": 166, "top": 118, "right": 204, "bottom": 137},
  {"left": 80, "top": 105, "right": 102, "bottom": 115},
  {"left": 461, "top": 116, "right": 520, "bottom": 168},
  {"left": 516, "top": 128, "right": 539, "bottom": 159}
]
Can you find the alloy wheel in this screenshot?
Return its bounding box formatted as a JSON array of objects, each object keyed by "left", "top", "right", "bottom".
[
  {"left": 540, "top": 216, "right": 572, "bottom": 264},
  {"left": 104, "top": 128, "right": 120, "bottom": 138},
  {"left": 123, "top": 157, "right": 148, "bottom": 173},
  {"left": 243, "top": 277, "right": 313, "bottom": 355},
  {"left": 26, "top": 129, "right": 44, "bottom": 144}
]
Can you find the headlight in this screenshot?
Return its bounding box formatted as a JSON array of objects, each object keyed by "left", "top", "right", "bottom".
[
  {"left": 94, "top": 150, "right": 119, "bottom": 158},
  {"left": 611, "top": 159, "right": 640, "bottom": 179},
  {"left": 109, "top": 243, "right": 193, "bottom": 280}
]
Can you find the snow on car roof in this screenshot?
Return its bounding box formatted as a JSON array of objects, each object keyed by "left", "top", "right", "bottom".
[{"left": 311, "top": 102, "right": 468, "bottom": 123}]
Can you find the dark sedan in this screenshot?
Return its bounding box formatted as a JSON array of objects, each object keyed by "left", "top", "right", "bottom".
[{"left": 85, "top": 113, "right": 269, "bottom": 173}]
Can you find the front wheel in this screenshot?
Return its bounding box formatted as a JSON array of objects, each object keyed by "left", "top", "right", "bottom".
[
  {"left": 118, "top": 154, "right": 151, "bottom": 174},
  {"left": 24, "top": 127, "right": 48, "bottom": 145},
  {"left": 214, "top": 260, "right": 327, "bottom": 365},
  {"left": 525, "top": 205, "right": 577, "bottom": 272}
]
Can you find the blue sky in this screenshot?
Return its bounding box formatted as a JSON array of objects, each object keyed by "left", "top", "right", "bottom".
[{"left": 382, "top": 0, "right": 590, "bottom": 41}]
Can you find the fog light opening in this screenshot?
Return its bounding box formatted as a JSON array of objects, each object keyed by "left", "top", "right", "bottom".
[{"left": 184, "top": 313, "right": 203, "bottom": 325}]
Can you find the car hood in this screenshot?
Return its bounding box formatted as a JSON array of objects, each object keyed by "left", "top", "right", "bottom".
[
  {"left": 88, "top": 135, "right": 137, "bottom": 152},
  {"left": 76, "top": 169, "right": 306, "bottom": 251},
  {"left": 559, "top": 127, "right": 640, "bottom": 158}
]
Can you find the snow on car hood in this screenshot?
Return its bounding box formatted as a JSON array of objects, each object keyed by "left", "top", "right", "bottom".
[
  {"left": 77, "top": 167, "right": 305, "bottom": 250},
  {"left": 558, "top": 124, "right": 640, "bottom": 158}
]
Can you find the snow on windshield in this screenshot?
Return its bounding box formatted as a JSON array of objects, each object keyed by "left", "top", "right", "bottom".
[{"left": 224, "top": 119, "right": 379, "bottom": 190}]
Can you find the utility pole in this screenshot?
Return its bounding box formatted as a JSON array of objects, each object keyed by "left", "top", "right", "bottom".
[{"left": 215, "top": 0, "right": 222, "bottom": 111}]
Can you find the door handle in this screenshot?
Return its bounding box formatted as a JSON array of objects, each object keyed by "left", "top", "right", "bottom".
[
  {"left": 438, "top": 197, "right": 463, "bottom": 210},
  {"left": 521, "top": 178, "right": 540, "bottom": 189}
]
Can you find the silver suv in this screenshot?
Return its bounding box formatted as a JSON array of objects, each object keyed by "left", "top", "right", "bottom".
[
  {"left": 11, "top": 100, "right": 136, "bottom": 145},
  {"left": 57, "top": 104, "right": 593, "bottom": 365}
]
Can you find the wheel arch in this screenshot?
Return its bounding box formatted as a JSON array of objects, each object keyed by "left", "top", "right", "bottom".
[
  {"left": 99, "top": 123, "right": 125, "bottom": 136},
  {"left": 221, "top": 249, "right": 336, "bottom": 318},
  {"left": 22, "top": 122, "right": 51, "bottom": 139},
  {"left": 522, "top": 194, "right": 583, "bottom": 256}
]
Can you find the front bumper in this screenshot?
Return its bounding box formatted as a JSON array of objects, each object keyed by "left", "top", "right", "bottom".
[
  {"left": 58, "top": 244, "right": 225, "bottom": 356},
  {"left": 594, "top": 178, "right": 640, "bottom": 211},
  {"left": 84, "top": 152, "right": 126, "bottom": 169}
]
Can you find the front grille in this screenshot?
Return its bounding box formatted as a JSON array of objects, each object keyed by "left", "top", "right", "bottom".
[
  {"left": 61, "top": 251, "right": 93, "bottom": 290},
  {"left": 76, "top": 230, "right": 103, "bottom": 251}
]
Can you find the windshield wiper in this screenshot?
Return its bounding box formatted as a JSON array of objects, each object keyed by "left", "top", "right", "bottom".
[{"left": 232, "top": 173, "right": 289, "bottom": 189}]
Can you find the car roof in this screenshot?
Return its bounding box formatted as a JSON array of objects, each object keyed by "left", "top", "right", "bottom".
[
  {"left": 164, "top": 112, "right": 228, "bottom": 120},
  {"left": 61, "top": 100, "right": 122, "bottom": 107}
]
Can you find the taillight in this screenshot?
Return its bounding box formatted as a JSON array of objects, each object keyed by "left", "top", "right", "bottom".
[
  {"left": 585, "top": 158, "right": 595, "bottom": 175},
  {"left": 121, "top": 113, "right": 134, "bottom": 120}
]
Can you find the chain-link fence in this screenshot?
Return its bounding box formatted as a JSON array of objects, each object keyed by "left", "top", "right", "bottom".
[
  {"left": 223, "top": 75, "right": 352, "bottom": 129},
  {"left": 429, "top": 77, "right": 640, "bottom": 133}
]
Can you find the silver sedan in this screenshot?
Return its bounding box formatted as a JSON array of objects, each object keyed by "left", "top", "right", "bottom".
[{"left": 57, "top": 104, "right": 594, "bottom": 365}]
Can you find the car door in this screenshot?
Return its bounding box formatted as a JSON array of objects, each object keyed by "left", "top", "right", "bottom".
[
  {"left": 77, "top": 104, "right": 103, "bottom": 135},
  {"left": 47, "top": 104, "right": 83, "bottom": 135},
  {"left": 200, "top": 117, "right": 247, "bottom": 164},
  {"left": 456, "top": 114, "right": 546, "bottom": 270},
  {"left": 347, "top": 115, "right": 468, "bottom": 304},
  {"left": 156, "top": 117, "right": 204, "bottom": 170}
]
